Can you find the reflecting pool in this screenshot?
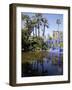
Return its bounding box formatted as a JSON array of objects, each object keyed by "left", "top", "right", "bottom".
[{"left": 22, "top": 51, "right": 63, "bottom": 77}]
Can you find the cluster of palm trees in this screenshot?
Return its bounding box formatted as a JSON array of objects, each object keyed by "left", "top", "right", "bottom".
[
  {"left": 22, "top": 12, "right": 62, "bottom": 51},
  {"left": 22, "top": 13, "right": 49, "bottom": 37}
]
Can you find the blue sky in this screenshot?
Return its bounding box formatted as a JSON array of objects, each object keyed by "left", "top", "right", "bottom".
[{"left": 21, "top": 12, "right": 63, "bottom": 38}]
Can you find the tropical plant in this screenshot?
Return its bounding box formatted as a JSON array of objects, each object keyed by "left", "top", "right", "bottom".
[
  {"left": 41, "top": 18, "right": 49, "bottom": 36},
  {"left": 35, "top": 13, "right": 43, "bottom": 37},
  {"left": 22, "top": 13, "right": 49, "bottom": 51},
  {"left": 56, "top": 19, "right": 61, "bottom": 46},
  {"left": 31, "top": 17, "right": 38, "bottom": 36},
  {"left": 22, "top": 28, "right": 31, "bottom": 51},
  {"left": 56, "top": 19, "right": 61, "bottom": 31},
  {"left": 60, "top": 42, "right": 63, "bottom": 48},
  {"left": 22, "top": 14, "right": 34, "bottom": 34}
]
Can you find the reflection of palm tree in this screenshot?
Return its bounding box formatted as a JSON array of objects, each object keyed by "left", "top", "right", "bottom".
[
  {"left": 36, "top": 60, "right": 39, "bottom": 72},
  {"left": 40, "top": 60, "right": 44, "bottom": 74},
  {"left": 42, "top": 18, "right": 49, "bottom": 36}
]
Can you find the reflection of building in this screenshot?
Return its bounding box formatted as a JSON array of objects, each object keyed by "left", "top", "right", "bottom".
[{"left": 53, "top": 31, "right": 63, "bottom": 40}]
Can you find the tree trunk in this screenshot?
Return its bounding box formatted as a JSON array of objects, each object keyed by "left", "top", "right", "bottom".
[
  {"left": 43, "top": 25, "right": 45, "bottom": 36},
  {"left": 35, "top": 27, "right": 37, "bottom": 36},
  {"left": 33, "top": 28, "right": 34, "bottom": 36},
  {"left": 38, "top": 24, "right": 40, "bottom": 37}
]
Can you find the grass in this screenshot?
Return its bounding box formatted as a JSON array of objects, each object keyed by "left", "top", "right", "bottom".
[
  {"left": 22, "top": 51, "right": 63, "bottom": 65},
  {"left": 22, "top": 51, "right": 48, "bottom": 63}
]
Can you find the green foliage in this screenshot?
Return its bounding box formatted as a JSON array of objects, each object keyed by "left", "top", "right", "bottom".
[
  {"left": 22, "top": 28, "right": 48, "bottom": 51},
  {"left": 49, "top": 36, "right": 52, "bottom": 40},
  {"left": 60, "top": 42, "right": 63, "bottom": 48},
  {"left": 41, "top": 18, "right": 49, "bottom": 36},
  {"left": 42, "top": 43, "right": 48, "bottom": 50},
  {"left": 22, "top": 13, "right": 49, "bottom": 51}
]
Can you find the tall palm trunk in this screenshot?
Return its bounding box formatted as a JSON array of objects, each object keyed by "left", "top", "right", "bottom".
[
  {"left": 58, "top": 24, "right": 60, "bottom": 40},
  {"left": 35, "top": 27, "right": 37, "bottom": 36},
  {"left": 58, "top": 24, "right": 59, "bottom": 31},
  {"left": 33, "top": 27, "right": 34, "bottom": 36},
  {"left": 43, "top": 25, "right": 45, "bottom": 36},
  {"left": 38, "top": 24, "right": 40, "bottom": 37}
]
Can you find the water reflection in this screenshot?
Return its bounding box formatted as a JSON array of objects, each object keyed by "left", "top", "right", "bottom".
[{"left": 22, "top": 51, "right": 63, "bottom": 77}]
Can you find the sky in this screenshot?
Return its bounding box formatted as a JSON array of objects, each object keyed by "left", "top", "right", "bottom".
[{"left": 21, "top": 12, "right": 63, "bottom": 39}]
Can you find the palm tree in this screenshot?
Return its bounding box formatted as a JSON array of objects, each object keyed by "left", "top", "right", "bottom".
[
  {"left": 35, "top": 13, "right": 42, "bottom": 37},
  {"left": 56, "top": 19, "right": 61, "bottom": 46},
  {"left": 56, "top": 19, "right": 61, "bottom": 31},
  {"left": 35, "top": 24, "right": 38, "bottom": 36},
  {"left": 31, "top": 17, "right": 38, "bottom": 36},
  {"left": 42, "top": 18, "right": 49, "bottom": 37},
  {"left": 56, "top": 19, "right": 61, "bottom": 50},
  {"left": 22, "top": 14, "right": 31, "bottom": 27},
  {"left": 22, "top": 14, "right": 34, "bottom": 35}
]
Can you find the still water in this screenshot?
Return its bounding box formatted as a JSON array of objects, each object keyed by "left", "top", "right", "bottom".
[{"left": 22, "top": 51, "right": 63, "bottom": 77}]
